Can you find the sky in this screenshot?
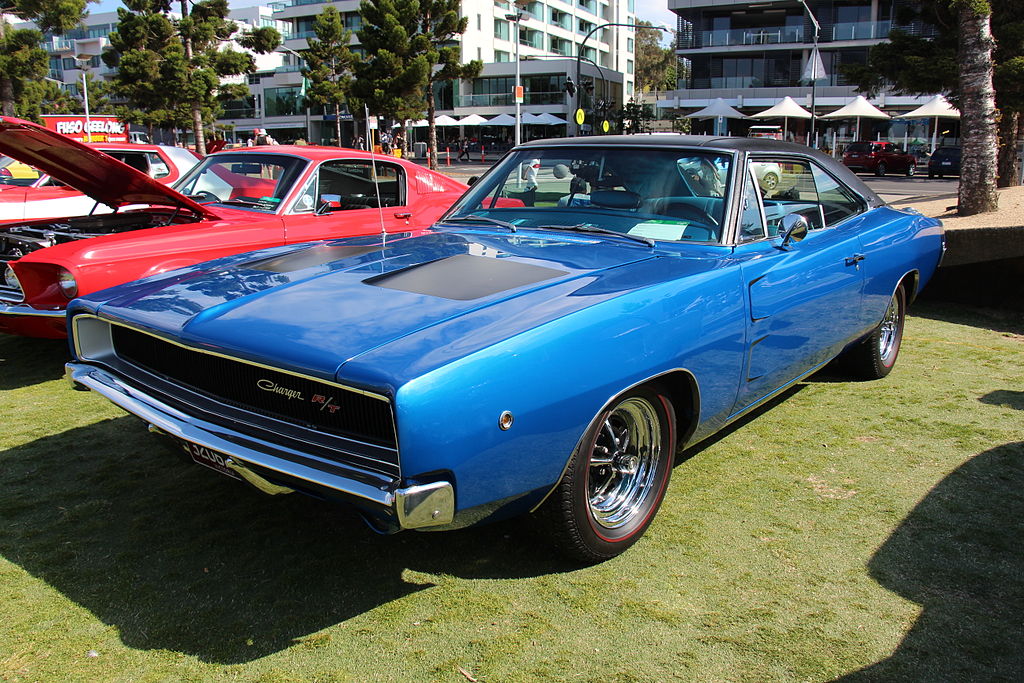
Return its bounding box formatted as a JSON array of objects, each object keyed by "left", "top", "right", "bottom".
[{"left": 91, "top": 0, "right": 679, "bottom": 31}]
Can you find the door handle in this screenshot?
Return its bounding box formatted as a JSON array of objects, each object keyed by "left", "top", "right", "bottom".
[
  {"left": 394, "top": 212, "right": 412, "bottom": 220},
  {"left": 846, "top": 253, "right": 866, "bottom": 267}
]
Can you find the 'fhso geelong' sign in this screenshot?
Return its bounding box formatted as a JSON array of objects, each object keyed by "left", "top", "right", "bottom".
[{"left": 40, "top": 115, "right": 129, "bottom": 144}]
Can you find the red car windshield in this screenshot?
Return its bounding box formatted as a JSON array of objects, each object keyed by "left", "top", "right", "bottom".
[{"left": 174, "top": 153, "right": 308, "bottom": 213}]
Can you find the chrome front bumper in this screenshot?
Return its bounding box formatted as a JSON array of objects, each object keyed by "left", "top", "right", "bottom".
[
  {"left": 64, "top": 362, "right": 454, "bottom": 530},
  {"left": 0, "top": 301, "right": 66, "bottom": 318}
]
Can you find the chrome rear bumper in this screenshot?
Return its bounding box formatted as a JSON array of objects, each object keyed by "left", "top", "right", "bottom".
[
  {"left": 64, "top": 362, "right": 454, "bottom": 529},
  {"left": 0, "top": 302, "right": 66, "bottom": 317}
]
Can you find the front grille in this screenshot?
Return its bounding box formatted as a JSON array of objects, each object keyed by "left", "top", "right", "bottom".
[{"left": 111, "top": 326, "right": 396, "bottom": 449}]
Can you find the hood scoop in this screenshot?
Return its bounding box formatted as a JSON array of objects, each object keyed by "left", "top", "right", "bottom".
[{"left": 365, "top": 253, "right": 568, "bottom": 301}]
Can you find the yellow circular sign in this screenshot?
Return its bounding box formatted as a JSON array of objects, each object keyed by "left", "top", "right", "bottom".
[
  {"left": 601, "top": 120, "right": 610, "bottom": 133},
  {"left": 575, "top": 108, "right": 585, "bottom": 125}
]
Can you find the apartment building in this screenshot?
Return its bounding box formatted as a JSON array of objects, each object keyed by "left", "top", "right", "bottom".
[
  {"left": 241, "top": 0, "right": 639, "bottom": 145},
  {"left": 661, "top": 0, "right": 944, "bottom": 145},
  {"left": 16, "top": 0, "right": 638, "bottom": 146}
]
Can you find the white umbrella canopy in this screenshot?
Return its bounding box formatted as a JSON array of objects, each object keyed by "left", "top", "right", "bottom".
[
  {"left": 433, "top": 114, "right": 459, "bottom": 127},
  {"left": 486, "top": 113, "right": 516, "bottom": 126},
  {"left": 820, "top": 95, "right": 889, "bottom": 140},
  {"left": 751, "top": 96, "right": 813, "bottom": 139},
  {"left": 520, "top": 113, "right": 544, "bottom": 124},
  {"left": 457, "top": 114, "right": 488, "bottom": 126},
  {"left": 685, "top": 98, "right": 749, "bottom": 119},
  {"left": 895, "top": 94, "right": 960, "bottom": 153},
  {"left": 752, "top": 96, "right": 812, "bottom": 120},
  {"left": 895, "top": 94, "right": 960, "bottom": 119},
  {"left": 534, "top": 113, "right": 566, "bottom": 125}
]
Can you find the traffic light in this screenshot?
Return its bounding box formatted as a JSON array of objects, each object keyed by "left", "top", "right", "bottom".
[
  {"left": 564, "top": 76, "right": 576, "bottom": 97},
  {"left": 582, "top": 79, "right": 595, "bottom": 95}
]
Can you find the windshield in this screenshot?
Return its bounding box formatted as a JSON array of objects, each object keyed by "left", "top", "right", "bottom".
[
  {"left": 173, "top": 153, "right": 308, "bottom": 213},
  {"left": 444, "top": 147, "right": 733, "bottom": 243}
]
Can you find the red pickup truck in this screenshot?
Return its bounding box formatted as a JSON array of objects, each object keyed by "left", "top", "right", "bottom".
[{"left": 842, "top": 141, "right": 917, "bottom": 177}]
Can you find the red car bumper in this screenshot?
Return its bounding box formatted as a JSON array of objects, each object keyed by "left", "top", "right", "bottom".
[{"left": 0, "top": 303, "right": 67, "bottom": 338}]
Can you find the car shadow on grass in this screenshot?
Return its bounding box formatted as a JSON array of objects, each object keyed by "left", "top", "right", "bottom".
[
  {"left": 909, "top": 299, "right": 1024, "bottom": 336},
  {"left": 979, "top": 390, "right": 1024, "bottom": 410},
  {"left": 0, "top": 416, "right": 578, "bottom": 664},
  {"left": 0, "top": 333, "right": 69, "bottom": 390},
  {"left": 835, "top": 441, "right": 1024, "bottom": 680}
]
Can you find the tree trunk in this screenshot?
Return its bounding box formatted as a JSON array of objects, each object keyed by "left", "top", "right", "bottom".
[
  {"left": 427, "top": 86, "right": 437, "bottom": 170},
  {"left": 180, "top": 1, "right": 206, "bottom": 156},
  {"left": 996, "top": 110, "right": 1021, "bottom": 187},
  {"left": 956, "top": 4, "right": 998, "bottom": 215},
  {"left": 335, "top": 102, "right": 342, "bottom": 146},
  {"left": 0, "top": 21, "right": 14, "bottom": 116}
]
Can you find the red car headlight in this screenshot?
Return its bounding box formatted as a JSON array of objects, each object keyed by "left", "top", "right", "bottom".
[{"left": 57, "top": 268, "right": 78, "bottom": 299}]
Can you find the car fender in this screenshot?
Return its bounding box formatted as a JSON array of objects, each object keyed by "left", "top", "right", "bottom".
[{"left": 388, "top": 265, "right": 748, "bottom": 519}]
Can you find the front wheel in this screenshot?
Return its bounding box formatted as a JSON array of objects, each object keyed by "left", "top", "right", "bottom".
[
  {"left": 906, "top": 164, "right": 916, "bottom": 177},
  {"left": 537, "top": 386, "right": 676, "bottom": 562},
  {"left": 843, "top": 286, "right": 906, "bottom": 380}
]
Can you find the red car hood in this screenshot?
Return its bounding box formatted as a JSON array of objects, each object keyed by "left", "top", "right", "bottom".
[{"left": 0, "top": 116, "right": 218, "bottom": 218}]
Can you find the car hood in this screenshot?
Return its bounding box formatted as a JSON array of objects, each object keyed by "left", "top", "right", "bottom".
[
  {"left": 84, "top": 230, "right": 714, "bottom": 388},
  {"left": 0, "top": 116, "right": 218, "bottom": 217}
]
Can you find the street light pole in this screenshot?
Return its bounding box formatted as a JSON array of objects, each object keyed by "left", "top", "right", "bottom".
[
  {"left": 506, "top": 4, "right": 529, "bottom": 147},
  {"left": 574, "top": 23, "right": 671, "bottom": 136},
  {"left": 277, "top": 46, "right": 312, "bottom": 144},
  {"left": 798, "top": 0, "right": 821, "bottom": 146}
]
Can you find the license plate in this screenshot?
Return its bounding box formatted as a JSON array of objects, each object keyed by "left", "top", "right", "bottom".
[
  {"left": 942, "top": 161, "right": 952, "bottom": 166},
  {"left": 177, "top": 438, "right": 240, "bottom": 479}
]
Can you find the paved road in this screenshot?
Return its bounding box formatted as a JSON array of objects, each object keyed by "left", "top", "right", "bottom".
[{"left": 860, "top": 175, "right": 959, "bottom": 204}]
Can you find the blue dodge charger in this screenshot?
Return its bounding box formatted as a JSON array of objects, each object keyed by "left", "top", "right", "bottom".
[{"left": 64, "top": 136, "right": 944, "bottom": 561}]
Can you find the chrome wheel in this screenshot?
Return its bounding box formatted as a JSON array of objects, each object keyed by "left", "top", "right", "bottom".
[
  {"left": 878, "top": 292, "right": 902, "bottom": 365},
  {"left": 587, "top": 396, "right": 663, "bottom": 530},
  {"left": 761, "top": 172, "right": 779, "bottom": 191}
]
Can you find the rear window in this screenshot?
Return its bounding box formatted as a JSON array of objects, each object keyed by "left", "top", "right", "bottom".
[
  {"left": 845, "top": 143, "right": 872, "bottom": 154},
  {"left": 933, "top": 147, "right": 961, "bottom": 159}
]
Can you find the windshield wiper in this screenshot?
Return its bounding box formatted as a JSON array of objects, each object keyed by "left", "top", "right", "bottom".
[
  {"left": 218, "top": 198, "right": 263, "bottom": 207},
  {"left": 537, "top": 224, "right": 654, "bottom": 248},
  {"left": 441, "top": 214, "right": 517, "bottom": 232}
]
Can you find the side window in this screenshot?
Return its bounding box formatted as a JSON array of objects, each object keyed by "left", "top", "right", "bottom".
[
  {"left": 738, "top": 167, "right": 766, "bottom": 242},
  {"left": 314, "top": 160, "right": 406, "bottom": 211},
  {"left": 810, "top": 164, "right": 865, "bottom": 226},
  {"left": 146, "top": 152, "right": 170, "bottom": 178},
  {"left": 749, "top": 158, "right": 824, "bottom": 234}
]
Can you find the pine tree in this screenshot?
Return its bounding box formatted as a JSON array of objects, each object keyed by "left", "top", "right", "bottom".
[
  {"left": 356, "top": 0, "right": 481, "bottom": 168},
  {"left": 301, "top": 6, "right": 357, "bottom": 147},
  {"left": 102, "top": 0, "right": 190, "bottom": 141},
  {"left": 174, "top": 0, "right": 280, "bottom": 154},
  {"left": 0, "top": 0, "right": 90, "bottom": 116}
]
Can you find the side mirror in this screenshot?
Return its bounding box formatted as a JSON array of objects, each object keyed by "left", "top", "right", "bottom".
[
  {"left": 316, "top": 193, "right": 342, "bottom": 215},
  {"left": 466, "top": 176, "right": 478, "bottom": 186},
  {"left": 779, "top": 213, "right": 809, "bottom": 247}
]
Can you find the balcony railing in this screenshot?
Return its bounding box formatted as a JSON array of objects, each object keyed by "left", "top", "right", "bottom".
[
  {"left": 459, "top": 92, "right": 566, "bottom": 107},
  {"left": 829, "top": 20, "right": 891, "bottom": 41},
  {"left": 701, "top": 26, "right": 804, "bottom": 48}
]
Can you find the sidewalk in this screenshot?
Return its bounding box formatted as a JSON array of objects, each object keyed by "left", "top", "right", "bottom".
[{"left": 407, "top": 154, "right": 499, "bottom": 180}]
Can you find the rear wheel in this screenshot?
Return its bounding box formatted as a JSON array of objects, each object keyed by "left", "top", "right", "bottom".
[
  {"left": 875, "top": 162, "right": 887, "bottom": 177},
  {"left": 538, "top": 386, "right": 676, "bottom": 562},
  {"left": 843, "top": 286, "right": 906, "bottom": 380},
  {"left": 906, "top": 164, "right": 916, "bottom": 177}
]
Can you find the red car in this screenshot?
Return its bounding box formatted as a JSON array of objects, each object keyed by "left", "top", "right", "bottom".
[
  {"left": 0, "top": 142, "right": 201, "bottom": 220},
  {"left": 841, "top": 141, "right": 918, "bottom": 177},
  {"left": 0, "top": 116, "right": 468, "bottom": 338}
]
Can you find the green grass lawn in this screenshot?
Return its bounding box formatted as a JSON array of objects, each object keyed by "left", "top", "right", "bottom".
[{"left": 1, "top": 302, "right": 1021, "bottom": 682}]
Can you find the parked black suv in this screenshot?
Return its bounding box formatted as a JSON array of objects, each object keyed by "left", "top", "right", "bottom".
[{"left": 928, "top": 146, "right": 961, "bottom": 178}]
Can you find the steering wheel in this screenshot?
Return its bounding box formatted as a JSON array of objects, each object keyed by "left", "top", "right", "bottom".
[
  {"left": 190, "top": 190, "right": 220, "bottom": 203},
  {"left": 660, "top": 201, "right": 719, "bottom": 227}
]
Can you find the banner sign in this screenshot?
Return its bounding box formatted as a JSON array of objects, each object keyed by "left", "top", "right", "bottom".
[{"left": 40, "top": 115, "right": 129, "bottom": 143}]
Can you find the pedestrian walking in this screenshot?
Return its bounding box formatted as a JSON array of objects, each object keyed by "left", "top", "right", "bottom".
[{"left": 457, "top": 137, "right": 470, "bottom": 162}]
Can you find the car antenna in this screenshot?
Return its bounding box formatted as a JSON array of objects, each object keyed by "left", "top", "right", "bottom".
[{"left": 366, "top": 104, "right": 387, "bottom": 250}]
